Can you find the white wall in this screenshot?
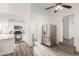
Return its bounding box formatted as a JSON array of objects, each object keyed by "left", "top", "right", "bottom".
[
  {"left": 24, "top": 4, "right": 32, "bottom": 46},
  {"left": 31, "top": 4, "right": 50, "bottom": 44}
]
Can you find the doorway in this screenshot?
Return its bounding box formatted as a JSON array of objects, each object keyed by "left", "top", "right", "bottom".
[{"left": 62, "top": 14, "right": 75, "bottom": 49}]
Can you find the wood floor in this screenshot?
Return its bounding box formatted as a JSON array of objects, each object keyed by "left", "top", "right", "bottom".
[
  {"left": 3, "top": 41, "right": 79, "bottom": 56},
  {"left": 3, "top": 42, "right": 33, "bottom": 56},
  {"left": 33, "top": 43, "right": 71, "bottom": 56},
  {"left": 33, "top": 42, "right": 79, "bottom": 56}
]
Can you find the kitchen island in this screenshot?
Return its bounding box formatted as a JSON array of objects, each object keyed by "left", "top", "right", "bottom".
[{"left": 0, "top": 34, "right": 15, "bottom": 56}]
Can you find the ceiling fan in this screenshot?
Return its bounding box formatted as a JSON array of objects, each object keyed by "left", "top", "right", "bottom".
[{"left": 45, "top": 3, "right": 72, "bottom": 13}]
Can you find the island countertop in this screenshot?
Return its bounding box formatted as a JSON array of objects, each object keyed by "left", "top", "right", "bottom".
[
  {"left": 0, "top": 34, "right": 14, "bottom": 40},
  {"left": 0, "top": 34, "right": 15, "bottom": 56}
]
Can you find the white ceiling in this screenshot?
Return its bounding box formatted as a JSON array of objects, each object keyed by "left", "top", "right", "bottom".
[
  {"left": 32, "top": 3, "right": 78, "bottom": 16},
  {"left": 32, "top": 3, "right": 55, "bottom": 9},
  {"left": 32, "top": 3, "right": 75, "bottom": 9},
  {"left": 32, "top": 3, "right": 76, "bottom": 13}
]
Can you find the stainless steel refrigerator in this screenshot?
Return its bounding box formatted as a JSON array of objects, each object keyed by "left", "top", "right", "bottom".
[{"left": 42, "top": 24, "right": 57, "bottom": 47}]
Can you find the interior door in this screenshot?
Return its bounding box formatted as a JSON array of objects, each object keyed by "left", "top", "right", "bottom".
[{"left": 63, "top": 16, "right": 69, "bottom": 39}]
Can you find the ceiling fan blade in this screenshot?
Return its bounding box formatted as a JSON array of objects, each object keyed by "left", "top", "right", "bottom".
[
  {"left": 54, "top": 10, "right": 57, "bottom": 13},
  {"left": 56, "top": 3, "right": 62, "bottom": 6},
  {"left": 45, "top": 6, "right": 55, "bottom": 10},
  {"left": 62, "top": 5, "right": 72, "bottom": 9}
]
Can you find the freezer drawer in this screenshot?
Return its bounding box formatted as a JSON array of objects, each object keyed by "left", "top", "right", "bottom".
[{"left": 42, "top": 37, "right": 51, "bottom": 46}]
